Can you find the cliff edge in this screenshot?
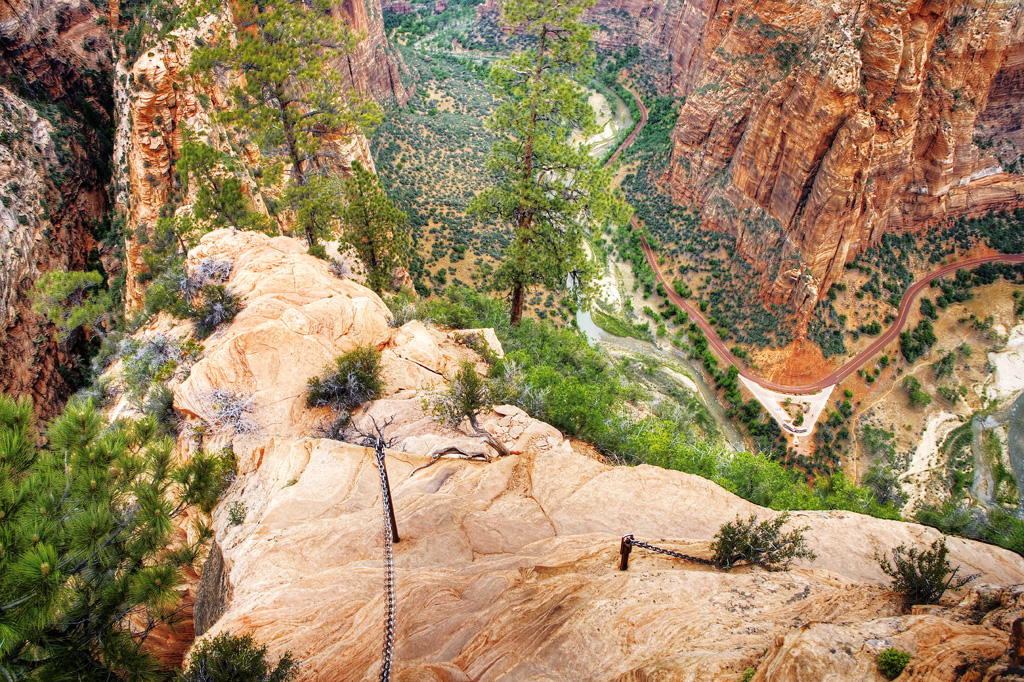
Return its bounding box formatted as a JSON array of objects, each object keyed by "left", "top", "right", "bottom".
[{"left": 119, "top": 229, "right": 1024, "bottom": 681}]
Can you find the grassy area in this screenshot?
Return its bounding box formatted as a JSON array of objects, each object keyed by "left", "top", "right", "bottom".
[
  {"left": 371, "top": 47, "right": 504, "bottom": 296},
  {"left": 591, "top": 309, "right": 651, "bottom": 341}
]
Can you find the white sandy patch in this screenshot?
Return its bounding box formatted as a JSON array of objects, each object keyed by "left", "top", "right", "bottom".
[
  {"left": 738, "top": 377, "right": 834, "bottom": 454},
  {"left": 986, "top": 323, "right": 1024, "bottom": 403},
  {"left": 899, "top": 411, "right": 963, "bottom": 515}
]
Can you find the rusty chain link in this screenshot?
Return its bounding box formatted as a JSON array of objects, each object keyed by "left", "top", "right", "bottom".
[
  {"left": 619, "top": 534, "right": 715, "bottom": 570},
  {"left": 375, "top": 437, "right": 397, "bottom": 682}
]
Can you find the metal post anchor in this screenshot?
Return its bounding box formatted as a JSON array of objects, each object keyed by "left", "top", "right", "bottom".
[{"left": 619, "top": 534, "right": 633, "bottom": 570}]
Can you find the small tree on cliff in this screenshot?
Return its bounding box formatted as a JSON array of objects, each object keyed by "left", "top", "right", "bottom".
[
  {"left": 876, "top": 538, "right": 976, "bottom": 606},
  {"left": 176, "top": 130, "right": 273, "bottom": 237},
  {"left": 469, "top": 0, "right": 631, "bottom": 325},
  {"left": 428, "top": 360, "right": 510, "bottom": 458},
  {"left": 339, "top": 160, "right": 409, "bottom": 293},
  {"left": 179, "top": 633, "right": 298, "bottom": 682},
  {"left": 190, "top": 0, "right": 382, "bottom": 248},
  {"left": 30, "top": 270, "right": 113, "bottom": 341},
  {"left": 0, "top": 395, "right": 231, "bottom": 680}
]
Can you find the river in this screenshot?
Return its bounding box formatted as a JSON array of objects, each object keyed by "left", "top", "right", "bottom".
[{"left": 571, "top": 88, "right": 745, "bottom": 451}]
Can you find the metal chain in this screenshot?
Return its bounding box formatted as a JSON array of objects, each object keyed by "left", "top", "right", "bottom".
[
  {"left": 375, "top": 438, "right": 397, "bottom": 682},
  {"left": 624, "top": 536, "right": 715, "bottom": 565}
]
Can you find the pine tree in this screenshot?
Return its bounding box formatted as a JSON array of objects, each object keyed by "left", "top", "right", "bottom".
[
  {"left": 470, "top": 0, "right": 631, "bottom": 325},
  {"left": 338, "top": 160, "right": 409, "bottom": 293},
  {"left": 179, "top": 633, "right": 298, "bottom": 682},
  {"left": 31, "top": 270, "right": 113, "bottom": 341},
  {"left": 190, "top": 0, "right": 382, "bottom": 248},
  {"left": 0, "top": 395, "right": 232, "bottom": 681},
  {"left": 176, "top": 131, "right": 272, "bottom": 237}
]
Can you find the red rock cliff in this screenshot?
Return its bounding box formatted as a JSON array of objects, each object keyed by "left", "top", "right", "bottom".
[
  {"left": 661, "top": 0, "right": 1024, "bottom": 322},
  {"left": 116, "top": 0, "right": 411, "bottom": 309},
  {"left": 0, "top": 0, "right": 112, "bottom": 417},
  {"left": 590, "top": 0, "right": 1024, "bottom": 324}
]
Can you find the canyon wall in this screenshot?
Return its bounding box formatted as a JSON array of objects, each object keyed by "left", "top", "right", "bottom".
[
  {"left": 584, "top": 0, "right": 1024, "bottom": 324},
  {"left": 651, "top": 0, "right": 1024, "bottom": 321},
  {"left": 0, "top": 0, "right": 112, "bottom": 416},
  {"left": 333, "top": 0, "right": 415, "bottom": 104},
  {"left": 117, "top": 0, "right": 411, "bottom": 309}
]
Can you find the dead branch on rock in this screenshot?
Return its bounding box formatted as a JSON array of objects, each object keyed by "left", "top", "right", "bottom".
[{"left": 411, "top": 444, "right": 493, "bottom": 475}]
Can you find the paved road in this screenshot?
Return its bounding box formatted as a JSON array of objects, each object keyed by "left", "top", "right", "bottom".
[
  {"left": 605, "top": 82, "right": 1024, "bottom": 395},
  {"left": 605, "top": 82, "right": 647, "bottom": 167},
  {"left": 642, "top": 239, "right": 1024, "bottom": 394}
]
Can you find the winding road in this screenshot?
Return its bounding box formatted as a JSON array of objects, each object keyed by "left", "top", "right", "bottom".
[{"left": 604, "top": 81, "right": 1024, "bottom": 396}]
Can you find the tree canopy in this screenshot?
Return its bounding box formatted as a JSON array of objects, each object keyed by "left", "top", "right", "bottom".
[
  {"left": 190, "top": 0, "right": 382, "bottom": 247},
  {"left": 0, "top": 396, "right": 231, "bottom": 681},
  {"left": 470, "top": 0, "right": 631, "bottom": 324},
  {"left": 31, "top": 270, "right": 113, "bottom": 341},
  {"left": 339, "top": 160, "right": 409, "bottom": 293}
]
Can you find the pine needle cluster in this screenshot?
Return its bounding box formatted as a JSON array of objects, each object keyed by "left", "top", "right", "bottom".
[{"left": 0, "top": 395, "right": 232, "bottom": 680}]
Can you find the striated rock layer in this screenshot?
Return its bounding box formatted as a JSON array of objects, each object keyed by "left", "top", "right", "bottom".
[
  {"left": 0, "top": 0, "right": 112, "bottom": 416},
  {"left": 589, "top": 0, "right": 1024, "bottom": 325},
  {"left": 137, "top": 230, "right": 1024, "bottom": 682},
  {"left": 204, "top": 439, "right": 1024, "bottom": 682}
]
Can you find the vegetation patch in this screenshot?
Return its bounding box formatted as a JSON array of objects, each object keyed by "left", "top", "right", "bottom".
[
  {"left": 711, "top": 512, "right": 816, "bottom": 571},
  {"left": 307, "top": 346, "right": 385, "bottom": 411}
]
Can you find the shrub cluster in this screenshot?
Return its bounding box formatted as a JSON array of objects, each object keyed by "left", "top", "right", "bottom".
[
  {"left": 876, "top": 538, "right": 976, "bottom": 605},
  {"left": 876, "top": 648, "right": 911, "bottom": 680},
  {"left": 145, "top": 258, "right": 241, "bottom": 339},
  {"left": 307, "top": 346, "right": 385, "bottom": 411},
  {"left": 711, "top": 513, "right": 817, "bottom": 571},
  {"left": 179, "top": 632, "right": 297, "bottom": 682}
]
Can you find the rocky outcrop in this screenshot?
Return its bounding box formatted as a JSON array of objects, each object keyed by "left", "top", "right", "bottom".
[
  {"left": 976, "top": 20, "right": 1024, "bottom": 175},
  {"left": 124, "top": 230, "right": 1024, "bottom": 681},
  {"left": 203, "top": 437, "right": 1024, "bottom": 681},
  {"left": 116, "top": 0, "right": 409, "bottom": 309},
  {"left": 642, "top": 0, "right": 1024, "bottom": 324},
  {"left": 0, "top": 0, "right": 111, "bottom": 100},
  {"left": 0, "top": 0, "right": 111, "bottom": 417}
]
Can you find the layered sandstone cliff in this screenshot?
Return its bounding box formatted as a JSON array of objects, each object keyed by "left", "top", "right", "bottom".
[
  {"left": 0, "top": 0, "right": 112, "bottom": 416},
  {"left": 115, "top": 0, "right": 411, "bottom": 309},
  {"left": 648, "top": 0, "right": 1024, "bottom": 322},
  {"left": 109, "top": 229, "right": 1024, "bottom": 681}
]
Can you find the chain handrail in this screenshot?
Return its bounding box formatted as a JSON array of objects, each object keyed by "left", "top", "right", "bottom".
[
  {"left": 374, "top": 438, "right": 397, "bottom": 682},
  {"left": 618, "top": 534, "right": 715, "bottom": 570}
]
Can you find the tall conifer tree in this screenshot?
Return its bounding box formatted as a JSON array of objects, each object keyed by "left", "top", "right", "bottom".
[
  {"left": 470, "top": 0, "right": 631, "bottom": 325},
  {"left": 339, "top": 160, "right": 409, "bottom": 294},
  {"left": 0, "top": 397, "right": 230, "bottom": 680}
]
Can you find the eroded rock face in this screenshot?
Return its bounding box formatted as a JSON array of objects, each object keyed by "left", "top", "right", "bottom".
[
  {"left": 607, "top": 0, "right": 1024, "bottom": 325},
  {"left": 201, "top": 436, "right": 1024, "bottom": 682},
  {"left": 148, "top": 231, "right": 1024, "bottom": 682},
  {"left": 116, "top": 0, "right": 409, "bottom": 309},
  {"left": 331, "top": 0, "right": 414, "bottom": 105},
  {"left": 170, "top": 229, "right": 498, "bottom": 442},
  {"left": 0, "top": 0, "right": 111, "bottom": 417}
]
